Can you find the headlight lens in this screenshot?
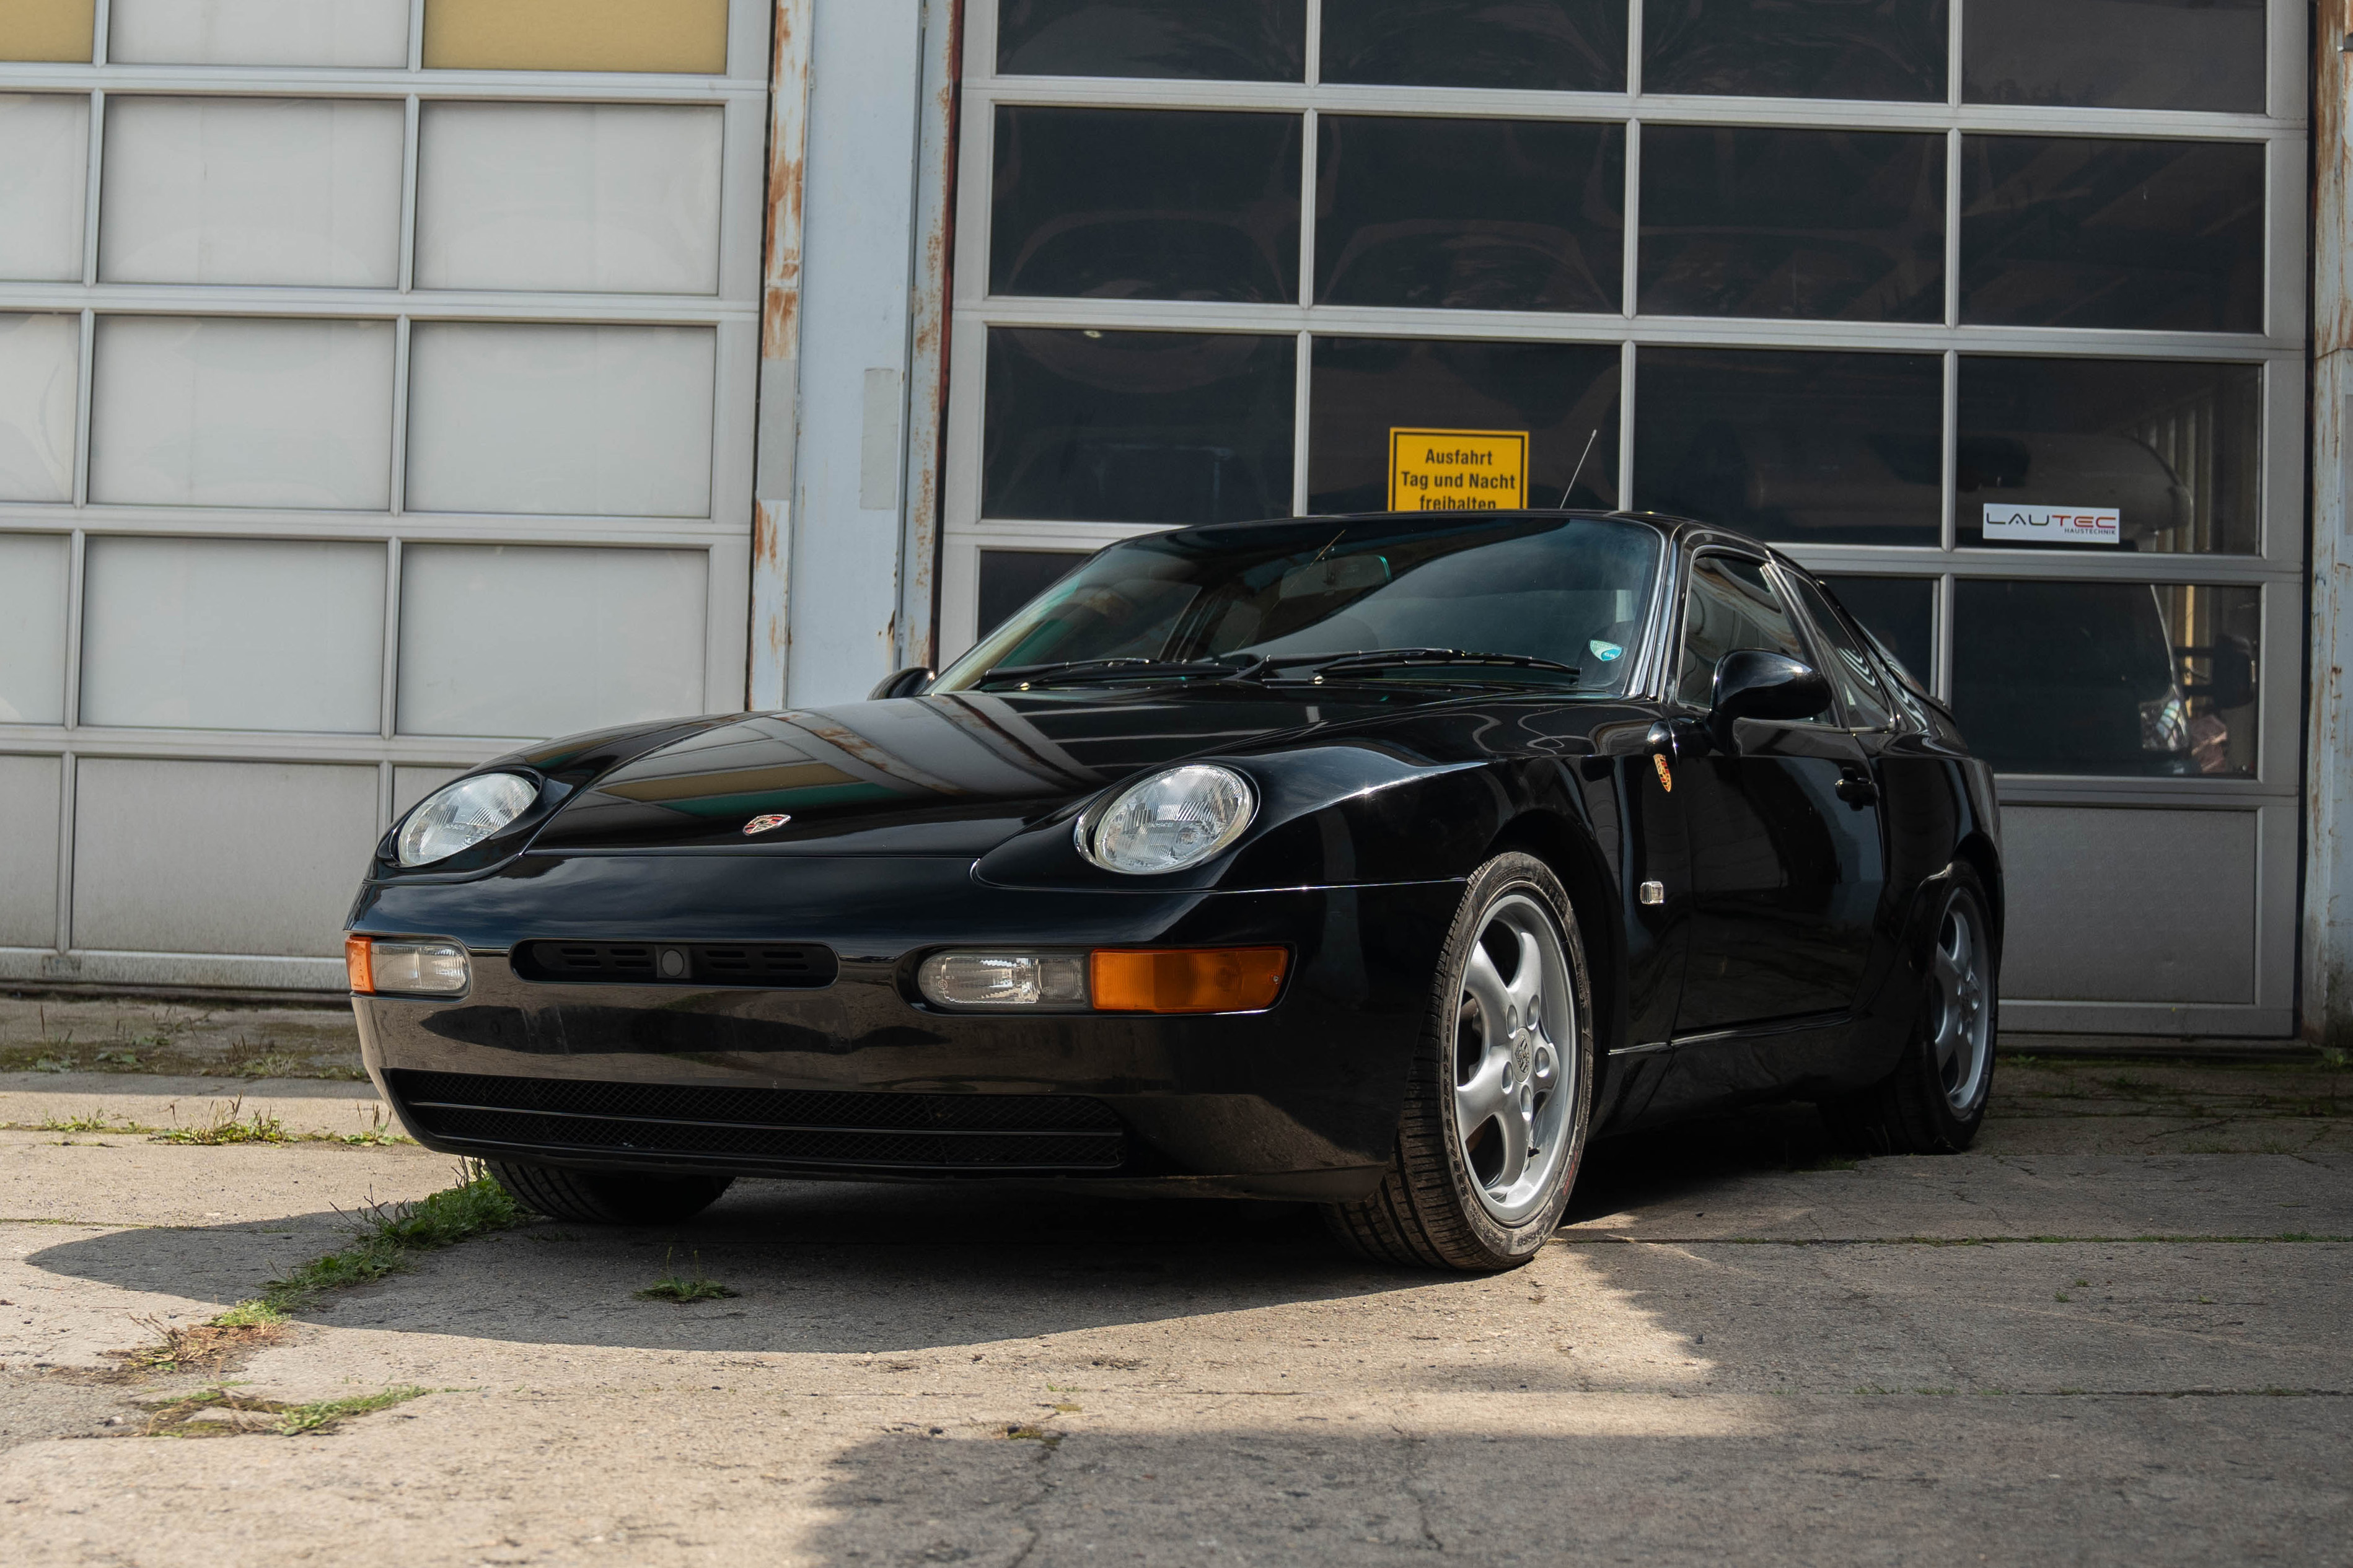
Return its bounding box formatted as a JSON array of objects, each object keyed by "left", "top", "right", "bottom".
[
  {"left": 397, "top": 772, "right": 539, "bottom": 867},
  {"left": 1083, "top": 763, "right": 1256, "bottom": 875}
]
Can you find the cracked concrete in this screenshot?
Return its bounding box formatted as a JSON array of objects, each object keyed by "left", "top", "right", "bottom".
[{"left": 0, "top": 1055, "right": 2347, "bottom": 1564}]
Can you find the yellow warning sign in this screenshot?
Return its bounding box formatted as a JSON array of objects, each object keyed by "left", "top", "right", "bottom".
[{"left": 1388, "top": 428, "right": 1529, "bottom": 512}]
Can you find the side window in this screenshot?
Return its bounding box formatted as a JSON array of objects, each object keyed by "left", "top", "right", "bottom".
[
  {"left": 1782, "top": 571, "right": 1894, "bottom": 731},
  {"left": 1675, "top": 554, "right": 1810, "bottom": 709}
]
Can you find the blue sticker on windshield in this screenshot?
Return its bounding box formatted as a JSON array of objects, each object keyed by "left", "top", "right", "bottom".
[{"left": 1589, "top": 639, "right": 1624, "bottom": 662}]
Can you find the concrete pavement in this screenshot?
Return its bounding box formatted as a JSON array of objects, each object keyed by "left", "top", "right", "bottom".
[{"left": 0, "top": 1054, "right": 2346, "bottom": 1566}]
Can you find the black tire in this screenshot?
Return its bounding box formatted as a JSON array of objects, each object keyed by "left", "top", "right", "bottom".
[
  {"left": 488, "top": 1162, "right": 735, "bottom": 1225},
  {"left": 1324, "top": 852, "right": 1596, "bottom": 1271},
  {"left": 1823, "top": 865, "right": 1999, "bottom": 1155}
]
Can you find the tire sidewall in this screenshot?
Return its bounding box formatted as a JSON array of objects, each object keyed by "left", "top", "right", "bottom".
[{"left": 1427, "top": 853, "right": 1597, "bottom": 1264}]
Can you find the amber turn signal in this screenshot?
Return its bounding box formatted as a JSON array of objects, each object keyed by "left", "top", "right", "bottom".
[
  {"left": 345, "top": 934, "right": 374, "bottom": 994},
  {"left": 1089, "top": 947, "right": 1288, "bottom": 1014}
]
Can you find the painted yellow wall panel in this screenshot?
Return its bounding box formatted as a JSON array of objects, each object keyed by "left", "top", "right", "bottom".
[
  {"left": 0, "top": 0, "right": 95, "bottom": 62},
  {"left": 424, "top": 0, "right": 728, "bottom": 73}
]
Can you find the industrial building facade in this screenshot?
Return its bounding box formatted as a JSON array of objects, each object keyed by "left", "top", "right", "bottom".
[{"left": 0, "top": 1, "right": 2336, "bottom": 1043}]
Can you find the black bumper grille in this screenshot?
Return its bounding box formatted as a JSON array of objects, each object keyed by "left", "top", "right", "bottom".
[
  {"left": 511, "top": 940, "right": 837, "bottom": 988},
  {"left": 384, "top": 1069, "right": 1125, "bottom": 1173}
]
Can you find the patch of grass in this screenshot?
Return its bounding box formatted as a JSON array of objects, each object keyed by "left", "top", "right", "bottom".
[
  {"left": 108, "top": 1310, "right": 289, "bottom": 1376},
  {"left": 635, "top": 1250, "right": 737, "bottom": 1303},
  {"left": 144, "top": 1097, "right": 411, "bottom": 1147},
  {"left": 242, "top": 1164, "right": 522, "bottom": 1315},
  {"left": 9, "top": 1110, "right": 165, "bottom": 1134},
  {"left": 135, "top": 1383, "right": 429, "bottom": 1438},
  {"left": 154, "top": 1099, "right": 292, "bottom": 1145},
  {"left": 1003, "top": 1424, "right": 1063, "bottom": 1448}
]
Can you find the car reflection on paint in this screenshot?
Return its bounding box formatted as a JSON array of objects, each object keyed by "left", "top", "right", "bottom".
[{"left": 346, "top": 510, "right": 2002, "bottom": 1272}]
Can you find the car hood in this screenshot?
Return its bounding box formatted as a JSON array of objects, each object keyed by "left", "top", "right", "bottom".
[{"left": 526, "top": 687, "right": 1413, "bottom": 855}]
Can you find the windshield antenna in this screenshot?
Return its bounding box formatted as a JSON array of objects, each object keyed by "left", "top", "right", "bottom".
[{"left": 1559, "top": 429, "right": 1598, "bottom": 510}]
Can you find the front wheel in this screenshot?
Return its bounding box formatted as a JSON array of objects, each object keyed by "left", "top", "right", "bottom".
[
  {"left": 1325, "top": 852, "right": 1595, "bottom": 1271},
  {"left": 1823, "top": 867, "right": 1998, "bottom": 1155},
  {"left": 488, "top": 1162, "right": 735, "bottom": 1225}
]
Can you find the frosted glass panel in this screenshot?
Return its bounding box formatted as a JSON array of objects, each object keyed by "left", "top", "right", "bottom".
[
  {"left": 0, "top": 313, "right": 77, "bottom": 502},
  {"left": 0, "top": 533, "right": 69, "bottom": 724},
  {"left": 398, "top": 544, "right": 706, "bottom": 737},
  {"left": 423, "top": 0, "right": 728, "bottom": 73},
  {"left": 101, "top": 97, "right": 403, "bottom": 287},
  {"left": 91, "top": 317, "right": 395, "bottom": 509},
  {"left": 0, "top": 95, "right": 88, "bottom": 281},
  {"left": 0, "top": 755, "right": 60, "bottom": 947},
  {"left": 110, "top": 0, "right": 411, "bottom": 66},
  {"left": 416, "top": 103, "right": 724, "bottom": 294},
  {"left": 80, "top": 537, "right": 385, "bottom": 733},
  {"left": 72, "top": 758, "right": 379, "bottom": 957},
  {"left": 0, "top": 0, "right": 94, "bottom": 61},
  {"left": 405, "top": 324, "right": 715, "bottom": 517}
]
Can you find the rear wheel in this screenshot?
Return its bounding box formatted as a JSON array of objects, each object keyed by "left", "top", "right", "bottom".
[
  {"left": 1325, "top": 852, "right": 1594, "bottom": 1271},
  {"left": 1824, "top": 867, "right": 1997, "bottom": 1155},
  {"left": 488, "top": 1162, "right": 734, "bottom": 1225}
]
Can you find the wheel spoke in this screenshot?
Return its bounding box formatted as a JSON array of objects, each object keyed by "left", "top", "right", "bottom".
[
  {"left": 1504, "top": 927, "right": 1544, "bottom": 1018},
  {"left": 1456, "top": 1050, "right": 1511, "bottom": 1131},
  {"left": 1490, "top": 1093, "right": 1533, "bottom": 1189},
  {"left": 1464, "top": 941, "right": 1512, "bottom": 1028},
  {"left": 1931, "top": 945, "right": 1964, "bottom": 996}
]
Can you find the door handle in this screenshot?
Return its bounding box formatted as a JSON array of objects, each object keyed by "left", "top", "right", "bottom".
[{"left": 1834, "top": 766, "right": 1878, "bottom": 806}]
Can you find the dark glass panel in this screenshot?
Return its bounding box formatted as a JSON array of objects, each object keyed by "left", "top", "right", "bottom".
[
  {"left": 991, "top": 106, "right": 1301, "bottom": 303},
  {"left": 1964, "top": 0, "right": 2263, "bottom": 113},
  {"left": 996, "top": 0, "right": 1306, "bottom": 81},
  {"left": 1958, "top": 136, "right": 2264, "bottom": 333},
  {"left": 1643, "top": 0, "right": 1946, "bottom": 102},
  {"left": 1633, "top": 348, "right": 1942, "bottom": 544},
  {"left": 1316, "top": 116, "right": 1623, "bottom": 313},
  {"left": 1818, "top": 574, "right": 1933, "bottom": 690},
  {"left": 977, "top": 550, "right": 1092, "bottom": 639},
  {"left": 1958, "top": 357, "right": 2261, "bottom": 554},
  {"left": 1954, "top": 579, "right": 2259, "bottom": 776},
  {"left": 1308, "top": 337, "right": 1621, "bottom": 514},
  {"left": 1637, "top": 126, "right": 1942, "bottom": 321},
  {"left": 1321, "top": 0, "right": 1627, "bottom": 92},
  {"left": 982, "top": 328, "right": 1297, "bottom": 525}
]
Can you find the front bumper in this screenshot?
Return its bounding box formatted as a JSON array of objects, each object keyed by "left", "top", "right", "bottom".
[{"left": 353, "top": 852, "right": 1462, "bottom": 1200}]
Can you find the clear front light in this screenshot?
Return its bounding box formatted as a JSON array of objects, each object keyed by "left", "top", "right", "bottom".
[
  {"left": 1083, "top": 763, "right": 1256, "bottom": 875},
  {"left": 363, "top": 940, "right": 470, "bottom": 996},
  {"left": 397, "top": 772, "right": 539, "bottom": 867},
  {"left": 918, "top": 952, "right": 1089, "bottom": 1009}
]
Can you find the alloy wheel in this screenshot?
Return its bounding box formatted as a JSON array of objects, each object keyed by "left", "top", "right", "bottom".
[
  {"left": 1451, "top": 891, "right": 1577, "bottom": 1225},
  {"left": 1929, "top": 892, "right": 1993, "bottom": 1112}
]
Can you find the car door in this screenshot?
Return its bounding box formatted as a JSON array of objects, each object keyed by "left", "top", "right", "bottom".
[{"left": 1665, "top": 552, "right": 1888, "bottom": 1044}]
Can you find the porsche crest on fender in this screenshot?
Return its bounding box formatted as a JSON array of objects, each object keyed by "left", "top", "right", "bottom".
[{"left": 742, "top": 813, "right": 792, "bottom": 834}]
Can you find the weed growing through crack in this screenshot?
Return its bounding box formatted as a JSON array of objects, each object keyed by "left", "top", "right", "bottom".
[
  {"left": 135, "top": 1383, "right": 430, "bottom": 1438},
  {"left": 139, "top": 1097, "right": 410, "bottom": 1147},
  {"left": 245, "top": 1164, "right": 523, "bottom": 1313},
  {"left": 635, "top": 1249, "right": 737, "bottom": 1303},
  {"left": 14, "top": 1110, "right": 165, "bottom": 1134}
]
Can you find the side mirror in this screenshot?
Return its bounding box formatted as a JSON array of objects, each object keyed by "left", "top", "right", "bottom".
[
  {"left": 869, "top": 666, "right": 933, "bottom": 701},
  {"left": 2184, "top": 636, "right": 2254, "bottom": 711},
  {"left": 1711, "top": 649, "right": 1831, "bottom": 743}
]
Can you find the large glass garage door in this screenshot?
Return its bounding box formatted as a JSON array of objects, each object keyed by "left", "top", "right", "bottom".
[
  {"left": 943, "top": 0, "right": 2308, "bottom": 1035},
  {"left": 0, "top": 0, "right": 768, "bottom": 989}
]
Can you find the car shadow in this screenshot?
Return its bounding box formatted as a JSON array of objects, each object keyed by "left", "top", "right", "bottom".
[{"left": 22, "top": 1102, "right": 1850, "bottom": 1355}]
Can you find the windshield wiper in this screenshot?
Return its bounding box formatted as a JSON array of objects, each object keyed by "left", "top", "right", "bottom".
[
  {"left": 1270, "top": 648, "right": 1581, "bottom": 683},
  {"left": 977, "top": 655, "right": 1269, "bottom": 689}
]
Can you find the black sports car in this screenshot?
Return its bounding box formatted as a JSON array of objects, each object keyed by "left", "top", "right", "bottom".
[{"left": 346, "top": 510, "right": 2002, "bottom": 1271}]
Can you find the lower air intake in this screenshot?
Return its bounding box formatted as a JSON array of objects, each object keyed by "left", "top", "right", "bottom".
[{"left": 383, "top": 1070, "right": 1125, "bottom": 1173}]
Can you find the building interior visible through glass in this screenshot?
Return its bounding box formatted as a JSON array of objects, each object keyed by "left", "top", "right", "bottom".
[{"left": 1955, "top": 581, "right": 2260, "bottom": 778}]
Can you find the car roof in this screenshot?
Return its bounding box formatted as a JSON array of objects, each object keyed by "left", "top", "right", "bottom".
[{"left": 1159, "top": 508, "right": 1796, "bottom": 566}]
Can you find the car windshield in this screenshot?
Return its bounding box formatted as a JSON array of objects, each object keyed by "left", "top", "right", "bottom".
[{"left": 934, "top": 514, "right": 1666, "bottom": 696}]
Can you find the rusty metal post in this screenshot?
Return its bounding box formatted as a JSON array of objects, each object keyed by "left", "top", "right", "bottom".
[
  {"left": 750, "top": 0, "right": 816, "bottom": 711},
  {"left": 2310, "top": 4, "right": 2353, "bottom": 1046},
  {"left": 897, "top": 0, "right": 964, "bottom": 676}
]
